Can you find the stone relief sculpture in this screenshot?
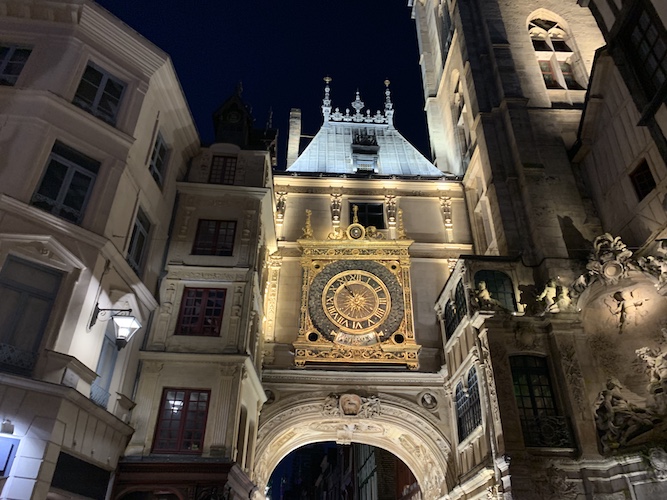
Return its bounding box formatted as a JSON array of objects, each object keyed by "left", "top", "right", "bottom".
[
  {"left": 648, "top": 447, "right": 667, "bottom": 480},
  {"left": 594, "top": 378, "right": 659, "bottom": 453},
  {"left": 537, "top": 279, "right": 558, "bottom": 313},
  {"left": 321, "top": 393, "right": 381, "bottom": 418},
  {"left": 603, "top": 290, "right": 649, "bottom": 334},
  {"left": 475, "top": 281, "right": 503, "bottom": 310}
]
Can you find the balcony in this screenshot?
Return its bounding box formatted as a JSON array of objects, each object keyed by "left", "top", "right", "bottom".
[
  {"left": 0, "top": 341, "right": 38, "bottom": 376},
  {"left": 520, "top": 415, "right": 576, "bottom": 448}
]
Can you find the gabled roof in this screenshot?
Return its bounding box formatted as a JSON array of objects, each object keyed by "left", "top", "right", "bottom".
[{"left": 287, "top": 81, "right": 443, "bottom": 177}]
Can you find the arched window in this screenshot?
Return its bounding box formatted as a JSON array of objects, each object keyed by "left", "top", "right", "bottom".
[
  {"left": 456, "top": 368, "right": 483, "bottom": 442},
  {"left": 444, "top": 280, "right": 468, "bottom": 340},
  {"left": 454, "top": 280, "right": 467, "bottom": 325},
  {"left": 474, "top": 270, "right": 517, "bottom": 311},
  {"left": 444, "top": 299, "right": 457, "bottom": 340},
  {"left": 528, "top": 17, "right": 584, "bottom": 90}
]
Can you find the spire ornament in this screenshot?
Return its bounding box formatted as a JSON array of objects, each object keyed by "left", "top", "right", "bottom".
[
  {"left": 322, "top": 76, "right": 332, "bottom": 123},
  {"left": 384, "top": 79, "right": 394, "bottom": 127}
]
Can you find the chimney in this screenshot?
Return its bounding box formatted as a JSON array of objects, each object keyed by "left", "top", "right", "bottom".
[{"left": 286, "top": 108, "right": 302, "bottom": 168}]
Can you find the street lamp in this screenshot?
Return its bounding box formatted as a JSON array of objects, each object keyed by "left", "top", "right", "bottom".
[{"left": 89, "top": 304, "right": 142, "bottom": 350}]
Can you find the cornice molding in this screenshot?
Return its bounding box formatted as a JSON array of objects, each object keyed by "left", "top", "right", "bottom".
[{"left": 273, "top": 175, "right": 465, "bottom": 197}]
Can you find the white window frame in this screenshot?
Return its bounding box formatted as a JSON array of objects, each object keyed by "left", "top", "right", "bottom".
[
  {"left": 31, "top": 142, "right": 100, "bottom": 224},
  {"left": 72, "top": 62, "right": 126, "bottom": 125},
  {"left": 149, "top": 132, "right": 169, "bottom": 187},
  {"left": 0, "top": 44, "right": 32, "bottom": 86},
  {"left": 127, "top": 207, "right": 151, "bottom": 275}
]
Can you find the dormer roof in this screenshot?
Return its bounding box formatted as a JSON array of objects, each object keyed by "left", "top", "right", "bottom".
[{"left": 287, "top": 79, "right": 443, "bottom": 177}]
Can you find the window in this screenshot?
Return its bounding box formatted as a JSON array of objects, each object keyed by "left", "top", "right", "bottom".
[
  {"left": 529, "top": 17, "right": 584, "bottom": 91},
  {"left": 350, "top": 202, "right": 385, "bottom": 229},
  {"left": 0, "top": 436, "right": 20, "bottom": 477},
  {"left": 0, "top": 44, "right": 31, "bottom": 85},
  {"left": 510, "top": 356, "right": 574, "bottom": 448},
  {"left": 176, "top": 288, "right": 226, "bottom": 336},
  {"left": 72, "top": 63, "right": 125, "bottom": 125},
  {"left": 127, "top": 208, "right": 151, "bottom": 275},
  {"left": 153, "top": 388, "right": 210, "bottom": 453},
  {"left": 31, "top": 142, "right": 100, "bottom": 224},
  {"left": 193, "top": 220, "right": 236, "bottom": 256},
  {"left": 149, "top": 133, "right": 169, "bottom": 187},
  {"left": 456, "top": 368, "right": 482, "bottom": 442},
  {"left": 0, "top": 256, "right": 62, "bottom": 375},
  {"left": 630, "top": 160, "right": 657, "bottom": 201},
  {"left": 443, "top": 282, "right": 469, "bottom": 340},
  {"left": 90, "top": 325, "right": 118, "bottom": 409},
  {"left": 209, "top": 156, "right": 237, "bottom": 184},
  {"left": 622, "top": 3, "right": 667, "bottom": 100},
  {"left": 474, "top": 270, "right": 517, "bottom": 311}
]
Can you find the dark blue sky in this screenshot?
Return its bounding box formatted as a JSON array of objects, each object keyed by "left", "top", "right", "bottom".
[{"left": 96, "top": 0, "right": 430, "bottom": 168}]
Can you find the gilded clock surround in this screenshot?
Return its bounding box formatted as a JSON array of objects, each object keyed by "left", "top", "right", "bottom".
[{"left": 294, "top": 216, "right": 420, "bottom": 369}]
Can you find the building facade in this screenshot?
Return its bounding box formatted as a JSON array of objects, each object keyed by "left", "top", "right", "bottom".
[
  {"left": 2, "top": 0, "right": 667, "bottom": 499},
  {"left": 0, "top": 0, "right": 198, "bottom": 498}
]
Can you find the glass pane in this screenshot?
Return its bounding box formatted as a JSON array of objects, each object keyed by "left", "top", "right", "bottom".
[
  {"left": 62, "top": 171, "right": 93, "bottom": 219},
  {"left": 11, "top": 296, "right": 51, "bottom": 351},
  {"left": 36, "top": 159, "right": 67, "bottom": 202}
]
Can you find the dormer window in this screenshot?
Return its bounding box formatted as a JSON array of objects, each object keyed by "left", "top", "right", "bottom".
[{"left": 351, "top": 133, "right": 379, "bottom": 173}]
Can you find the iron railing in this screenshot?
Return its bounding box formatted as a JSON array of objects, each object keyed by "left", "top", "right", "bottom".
[{"left": 520, "top": 415, "right": 576, "bottom": 448}]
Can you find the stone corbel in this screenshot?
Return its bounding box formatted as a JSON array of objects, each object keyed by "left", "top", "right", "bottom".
[
  {"left": 440, "top": 196, "right": 453, "bottom": 242},
  {"left": 330, "top": 192, "right": 342, "bottom": 228},
  {"left": 385, "top": 193, "right": 397, "bottom": 228}
]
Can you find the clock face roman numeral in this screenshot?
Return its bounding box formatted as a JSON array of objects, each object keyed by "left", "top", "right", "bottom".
[{"left": 320, "top": 269, "right": 394, "bottom": 335}]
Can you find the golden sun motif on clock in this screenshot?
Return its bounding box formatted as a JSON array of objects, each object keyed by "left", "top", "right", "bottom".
[{"left": 322, "top": 270, "right": 390, "bottom": 334}]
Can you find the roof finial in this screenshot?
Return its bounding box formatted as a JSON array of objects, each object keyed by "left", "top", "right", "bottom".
[
  {"left": 351, "top": 90, "right": 365, "bottom": 122},
  {"left": 322, "top": 76, "right": 332, "bottom": 123},
  {"left": 384, "top": 79, "right": 394, "bottom": 127},
  {"left": 236, "top": 81, "right": 243, "bottom": 96}
]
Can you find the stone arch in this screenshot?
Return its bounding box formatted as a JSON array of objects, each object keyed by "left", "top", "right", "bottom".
[
  {"left": 525, "top": 8, "right": 570, "bottom": 32},
  {"left": 253, "top": 391, "right": 453, "bottom": 499}
]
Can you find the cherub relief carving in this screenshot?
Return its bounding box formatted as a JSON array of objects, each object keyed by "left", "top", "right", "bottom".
[{"left": 604, "top": 290, "right": 649, "bottom": 334}]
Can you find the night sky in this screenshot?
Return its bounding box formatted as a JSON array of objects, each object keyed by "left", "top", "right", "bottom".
[{"left": 95, "top": 0, "right": 430, "bottom": 168}]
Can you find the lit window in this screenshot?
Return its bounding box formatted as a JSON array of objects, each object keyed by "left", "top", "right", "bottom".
[
  {"left": 510, "top": 356, "right": 574, "bottom": 448},
  {"left": 127, "top": 208, "right": 151, "bottom": 275},
  {"left": 193, "top": 220, "right": 236, "bottom": 256},
  {"left": 149, "top": 133, "right": 169, "bottom": 187},
  {"left": 350, "top": 202, "right": 385, "bottom": 229},
  {"left": 153, "top": 388, "right": 210, "bottom": 453},
  {"left": 72, "top": 63, "right": 126, "bottom": 125},
  {"left": 474, "top": 270, "right": 517, "bottom": 311},
  {"left": 0, "top": 256, "right": 62, "bottom": 375},
  {"left": 209, "top": 156, "right": 237, "bottom": 184},
  {"left": 176, "top": 288, "right": 226, "bottom": 336},
  {"left": 529, "top": 17, "right": 585, "bottom": 91},
  {"left": 455, "top": 368, "right": 482, "bottom": 441},
  {"left": 0, "top": 44, "right": 31, "bottom": 85},
  {"left": 629, "top": 160, "right": 657, "bottom": 201},
  {"left": 31, "top": 141, "right": 100, "bottom": 224}
]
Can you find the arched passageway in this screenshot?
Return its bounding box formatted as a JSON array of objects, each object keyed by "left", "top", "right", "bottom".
[{"left": 254, "top": 391, "right": 453, "bottom": 499}]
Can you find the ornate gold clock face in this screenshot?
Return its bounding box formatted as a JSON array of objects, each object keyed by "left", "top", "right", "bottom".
[
  {"left": 322, "top": 270, "right": 390, "bottom": 334},
  {"left": 308, "top": 260, "right": 404, "bottom": 345}
]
